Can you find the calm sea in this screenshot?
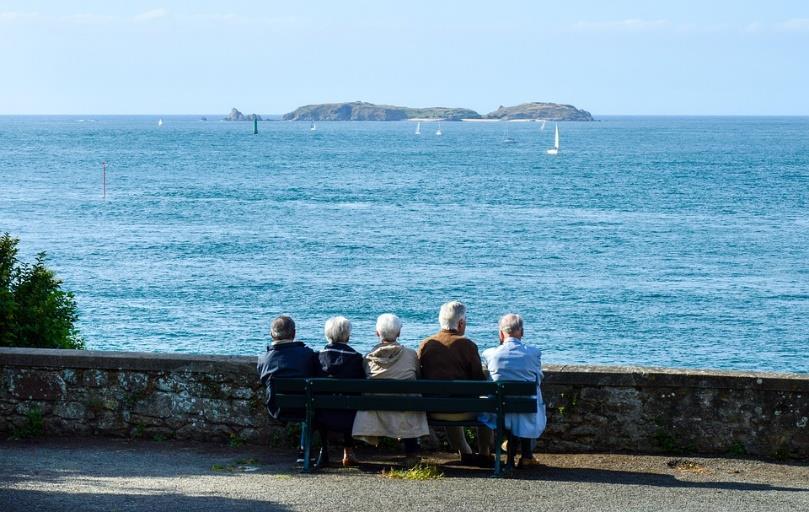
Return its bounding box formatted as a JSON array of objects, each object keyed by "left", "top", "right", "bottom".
[{"left": 1, "top": 116, "right": 807, "bottom": 373}]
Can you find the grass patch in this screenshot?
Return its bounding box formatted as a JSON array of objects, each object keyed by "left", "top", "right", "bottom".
[
  {"left": 666, "top": 459, "right": 707, "bottom": 474},
  {"left": 211, "top": 458, "right": 262, "bottom": 473},
  {"left": 382, "top": 464, "right": 443, "bottom": 481},
  {"left": 10, "top": 408, "right": 44, "bottom": 440}
]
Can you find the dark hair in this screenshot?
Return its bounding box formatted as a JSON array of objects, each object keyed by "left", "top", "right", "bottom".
[{"left": 270, "top": 315, "right": 296, "bottom": 340}]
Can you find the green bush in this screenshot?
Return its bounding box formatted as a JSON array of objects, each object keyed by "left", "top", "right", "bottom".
[{"left": 0, "top": 233, "right": 84, "bottom": 349}]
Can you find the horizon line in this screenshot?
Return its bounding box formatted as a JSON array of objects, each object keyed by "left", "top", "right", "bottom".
[{"left": 2, "top": 113, "right": 809, "bottom": 118}]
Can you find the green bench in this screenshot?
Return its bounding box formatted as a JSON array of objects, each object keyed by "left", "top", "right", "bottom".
[{"left": 273, "top": 378, "right": 538, "bottom": 476}]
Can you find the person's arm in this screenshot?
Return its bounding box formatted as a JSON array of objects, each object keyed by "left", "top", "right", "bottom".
[{"left": 465, "top": 342, "right": 486, "bottom": 380}]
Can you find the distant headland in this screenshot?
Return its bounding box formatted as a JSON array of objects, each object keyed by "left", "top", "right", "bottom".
[
  {"left": 279, "top": 101, "right": 593, "bottom": 121},
  {"left": 223, "top": 108, "right": 262, "bottom": 121}
]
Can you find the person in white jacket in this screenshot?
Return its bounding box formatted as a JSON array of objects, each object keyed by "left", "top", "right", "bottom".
[
  {"left": 480, "top": 313, "right": 546, "bottom": 469},
  {"left": 352, "top": 313, "right": 429, "bottom": 462}
]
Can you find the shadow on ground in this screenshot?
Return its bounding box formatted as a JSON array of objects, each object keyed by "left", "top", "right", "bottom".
[{"left": 0, "top": 489, "right": 291, "bottom": 512}]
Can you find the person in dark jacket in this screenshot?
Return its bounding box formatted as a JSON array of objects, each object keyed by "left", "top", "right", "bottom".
[
  {"left": 257, "top": 315, "right": 319, "bottom": 421},
  {"left": 314, "top": 316, "right": 365, "bottom": 467}
]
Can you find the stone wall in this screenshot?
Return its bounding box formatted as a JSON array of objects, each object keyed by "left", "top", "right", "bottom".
[{"left": 1, "top": 348, "right": 807, "bottom": 458}]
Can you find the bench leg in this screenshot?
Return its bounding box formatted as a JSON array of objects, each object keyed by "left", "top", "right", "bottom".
[
  {"left": 302, "top": 420, "right": 312, "bottom": 473},
  {"left": 494, "top": 424, "right": 502, "bottom": 476}
]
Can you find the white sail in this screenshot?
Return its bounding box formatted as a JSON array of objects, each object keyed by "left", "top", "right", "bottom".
[
  {"left": 310, "top": 121, "right": 317, "bottom": 131},
  {"left": 157, "top": 118, "right": 163, "bottom": 127},
  {"left": 540, "top": 120, "right": 546, "bottom": 131},
  {"left": 435, "top": 122, "right": 442, "bottom": 136},
  {"left": 546, "top": 123, "right": 560, "bottom": 155},
  {"left": 415, "top": 122, "right": 421, "bottom": 135}
]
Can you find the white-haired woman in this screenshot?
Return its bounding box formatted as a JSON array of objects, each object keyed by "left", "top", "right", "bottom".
[
  {"left": 352, "top": 314, "right": 429, "bottom": 463},
  {"left": 315, "top": 316, "right": 365, "bottom": 468}
]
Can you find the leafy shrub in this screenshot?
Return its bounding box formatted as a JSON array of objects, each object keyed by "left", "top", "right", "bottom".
[{"left": 0, "top": 233, "right": 84, "bottom": 349}]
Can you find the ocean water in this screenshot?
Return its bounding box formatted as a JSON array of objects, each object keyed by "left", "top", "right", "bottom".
[{"left": 0, "top": 116, "right": 807, "bottom": 373}]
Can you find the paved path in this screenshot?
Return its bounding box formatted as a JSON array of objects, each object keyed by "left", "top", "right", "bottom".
[{"left": 1, "top": 439, "right": 807, "bottom": 511}]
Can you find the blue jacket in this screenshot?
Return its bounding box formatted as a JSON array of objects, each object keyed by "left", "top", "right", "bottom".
[
  {"left": 479, "top": 338, "right": 547, "bottom": 439},
  {"left": 315, "top": 343, "right": 366, "bottom": 432},
  {"left": 257, "top": 341, "right": 319, "bottom": 420}
]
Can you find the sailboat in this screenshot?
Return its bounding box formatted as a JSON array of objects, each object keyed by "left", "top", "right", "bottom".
[
  {"left": 157, "top": 118, "right": 164, "bottom": 127},
  {"left": 310, "top": 121, "right": 317, "bottom": 131},
  {"left": 540, "top": 119, "right": 547, "bottom": 131},
  {"left": 546, "top": 123, "right": 560, "bottom": 155},
  {"left": 415, "top": 121, "right": 421, "bottom": 135},
  {"left": 502, "top": 125, "right": 516, "bottom": 144},
  {"left": 435, "top": 122, "right": 442, "bottom": 136}
]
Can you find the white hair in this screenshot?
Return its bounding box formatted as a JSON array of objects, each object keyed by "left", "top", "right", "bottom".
[
  {"left": 439, "top": 301, "right": 466, "bottom": 330},
  {"left": 499, "top": 313, "right": 524, "bottom": 336},
  {"left": 376, "top": 313, "right": 402, "bottom": 342},
  {"left": 324, "top": 316, "right": 351, "bottom": 344}
]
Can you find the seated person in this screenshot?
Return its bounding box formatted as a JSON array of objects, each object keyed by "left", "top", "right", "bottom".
[
  {"left": 315, "top": 316, "right": 365, "bottom": 468},
  {"left": 417, "top": 300, "right": 491, "bottom": 463},
  {"left": 257, "top": 315, "right": 319, "bottom": 462},
  {"left": 352, "top": 314, "right": 429, "bottom": 464},
  {"left": 480, "top": 313, "right": 546, "bottom": 469}
]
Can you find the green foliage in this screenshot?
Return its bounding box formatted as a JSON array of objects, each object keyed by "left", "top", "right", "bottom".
[
  {"left": 10, "top": 407, "right": 45, "bottom": 440},
  {"left": 0, "top": 233, "right": 84, "bottom": 349},
  {"left": 727, "top": 441, "right": 747, "bottom": 457},
  {"left": 132, "top": 423, "right": 145, "bottom": 439},
  {"left": 654, "top": 429, "right": 681, "bottom": 453},
  {"left": 228, "top": 432, "right": 245, "bottom": 448},
  {"left": 382, "top": 464, "right": 443, "bottom": 480}
]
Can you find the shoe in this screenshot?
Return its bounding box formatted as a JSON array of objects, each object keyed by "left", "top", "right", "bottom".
[
  {"left": 342, "top": 455, "right": 360, "bottom": 467},
  {"left": 314, "top": 448, "right": 330, "bottom": 469},
  {"left": 296, "top": 448, "right": 305, "bottom": 465},
  {"left": 517, "top": 456, "right": 542, "bottom": 469}
]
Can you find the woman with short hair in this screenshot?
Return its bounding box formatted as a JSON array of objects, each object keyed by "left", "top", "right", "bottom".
[
  {"left": 352, "top": 313, "right": 429, "bottom": 464},
  {"left": 315, "top": 316, "right": 365, "bottom": 468}
]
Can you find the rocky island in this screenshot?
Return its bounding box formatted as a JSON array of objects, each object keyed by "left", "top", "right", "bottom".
[
  {"left": 485, "top": 102, "right": 593, "bottom": 121},
  {"left": 224, "top": 108, "right": 262, "bottom": 121},
  {"left": 283, "top": 102, "right": 480, "bottom": 121},
  {"left": 282, "top": 101, "right": 593, "bottom": 121}
]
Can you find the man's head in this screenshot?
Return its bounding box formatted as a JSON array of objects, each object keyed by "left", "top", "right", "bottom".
[
  {"left": 270, "top": 315, "right": 296, "bottom": 341},
  {"left": 498, "top": 313, "right": 524, "bottom": 343},
  {"left": 438, "top": 300, "right": 467, "bottom": 334},
  {"left": 376, "top": 313, "right": 402, "bottom": 342},
  {"left": 324, "top": 316, "right": 352, "bottom": 344}
]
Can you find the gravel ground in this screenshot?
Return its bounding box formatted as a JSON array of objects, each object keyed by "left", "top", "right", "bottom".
[{"left": 1, "top": 439, "right": 807, "bottom": 512}]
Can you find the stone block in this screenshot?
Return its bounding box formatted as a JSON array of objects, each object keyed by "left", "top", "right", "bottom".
[
  {"left": 82, "top": 369, "right": 109, "bottom": 388},
  {"left": 61, "top": 369, "right": 78, "bottom": 385},
  {"left": 53, "top": 401, "right": 86, "bottom": 420},
  {"left": 14, "top": 371, "right": 65, "bottom": 400}
]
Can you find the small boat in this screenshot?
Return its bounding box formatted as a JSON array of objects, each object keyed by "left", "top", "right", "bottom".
[
  {"left": 435, "top": 122, "right": 442, "bottom": 136},
  {"left": 415, "top": 121, "right": 421, "bottom": 135},
  {"left": 310, "top": 121, "right": 317, "bottom": 131},
  {"left": 502, "top": 125, "right": 516, "bottom": 144},
  {"left": 546, "top": 123, "right": 560, "bottom": 155},
  {"left": 157, "top": 118, "right": 164, "bottom": 127}
]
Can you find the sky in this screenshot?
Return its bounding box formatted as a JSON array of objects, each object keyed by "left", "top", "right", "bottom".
[{"left": 1, "top": 1, "right": 808, "bottom": 115}]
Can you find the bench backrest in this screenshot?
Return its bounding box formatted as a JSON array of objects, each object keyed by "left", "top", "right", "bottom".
[{"left": 273, "top": 378, "right": 537, "bottom": 414}]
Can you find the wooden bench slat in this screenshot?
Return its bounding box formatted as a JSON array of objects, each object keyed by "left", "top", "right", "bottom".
[
  {"left": 274, "top": 395, "right": 536, "bottom": 413},
  {"left": 273, "top": 378, "right": 536, "bottom": 395}
]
